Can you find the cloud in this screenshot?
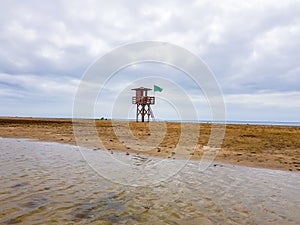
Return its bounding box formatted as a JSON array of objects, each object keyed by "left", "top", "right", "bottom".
[
  {"left": 0, "top": 72, "right": 80, "bottom": 117},
  {"left": 0, "top": 73, "right": 79, "bottom": 99},
  {"left": 225, "top": 91, "right": 300, "bottom": 108},
  {"left": 224, "top": 91, "right": 300, "bottom": 121},
  {"left": 0, "top": 0, "right": 299, "bottom": 121}
]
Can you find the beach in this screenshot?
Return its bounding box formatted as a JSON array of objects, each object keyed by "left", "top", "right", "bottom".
[
  {"left": 1, "top": 138, "right": 299, "bottom": 224},
  {"left": 0, "top": 117, "right": 299, "bottom": 171},
  {"left": 1, "top": 118, "right": 299, "bottom": 224}
]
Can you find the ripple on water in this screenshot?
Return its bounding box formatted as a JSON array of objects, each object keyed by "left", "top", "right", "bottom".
[{"left": 0, "top": 138, "right": 299, "bottom": 224}]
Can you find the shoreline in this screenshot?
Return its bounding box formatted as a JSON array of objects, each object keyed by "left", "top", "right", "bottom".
[
  {"left": 2, "top": 136, "right": 298, "bottom": 175},
  {"left": 0, "top": 117, "right": 299, "bottom": 172},
  {"left": 1, "top": 137, "right": 299, "bottom": 224}
]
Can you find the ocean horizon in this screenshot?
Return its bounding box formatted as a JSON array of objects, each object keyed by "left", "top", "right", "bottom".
[{"left": 3, "top": 116, "right": 300, "bottom": 126}]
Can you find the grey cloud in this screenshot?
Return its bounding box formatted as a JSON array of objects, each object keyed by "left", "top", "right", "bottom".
[
  {"left": 0, "top": 73, "right": 79, "bottom": 99},
  {"left": 0, "top": 0, "right": 299, "bottom": 120}
]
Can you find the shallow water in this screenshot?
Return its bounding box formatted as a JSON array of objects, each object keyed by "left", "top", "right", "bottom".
[{"left": 0, "top": 138, "right": 299, "bottom": 224}]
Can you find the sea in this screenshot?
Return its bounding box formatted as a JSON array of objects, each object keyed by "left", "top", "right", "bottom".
[
  {"left": 108, "top": 118, "right": 300, "bottom": 126},
  {"left": 17, "top": 116, "right": 300, "bottom": 126},
  {"left": 171, "top": 120, "right": 300, "bottom": 126},
  {"left": 0, "top": 138, "right": 299, "bottom": 224}
]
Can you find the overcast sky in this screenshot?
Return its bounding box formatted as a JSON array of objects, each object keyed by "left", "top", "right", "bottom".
[{"left": 0, "top": 0, "right": 299, "bottom": 121}]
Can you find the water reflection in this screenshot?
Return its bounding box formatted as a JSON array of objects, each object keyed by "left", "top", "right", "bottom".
[{"left": 0, "top": 138, "right": 299, "bottom": 224}]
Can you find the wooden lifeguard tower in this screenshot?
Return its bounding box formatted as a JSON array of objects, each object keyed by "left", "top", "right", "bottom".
[{"left": 132, "top": 87, "right": 155, "bottom": 122}]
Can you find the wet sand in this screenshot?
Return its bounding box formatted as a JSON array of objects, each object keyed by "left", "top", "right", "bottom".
[
  {"left": 0, "top": 117, "right": 299, "bottom": 171},
  {"left": 1, "top": 138, "right": 299, "bottom": 224}
]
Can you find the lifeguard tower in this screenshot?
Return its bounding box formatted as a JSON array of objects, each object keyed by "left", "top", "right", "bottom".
[{"left": 132, "top": 87, "right": 155, "bottom": 122}]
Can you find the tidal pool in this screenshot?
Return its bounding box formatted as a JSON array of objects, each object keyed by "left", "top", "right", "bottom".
[{"left": 0, "top": 138, "right": 299, "bottom": 224}]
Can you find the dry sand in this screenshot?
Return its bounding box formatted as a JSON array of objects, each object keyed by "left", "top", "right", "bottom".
[{"left": 0, "top": 117, "right": 299, "bottom": 172}]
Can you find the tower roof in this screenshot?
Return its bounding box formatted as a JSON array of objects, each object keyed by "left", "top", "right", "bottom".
[{"left": 131, "top": 86, "right": 152, "bottom": 91}]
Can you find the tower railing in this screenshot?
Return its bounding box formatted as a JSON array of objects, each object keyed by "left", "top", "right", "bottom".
[{"left": 132, "top": 96, "right": 155, "bottom": 105}]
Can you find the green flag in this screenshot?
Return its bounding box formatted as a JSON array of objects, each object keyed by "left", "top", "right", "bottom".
[{"left": 154, "top": 85, "right": 163, "bottom": 92}]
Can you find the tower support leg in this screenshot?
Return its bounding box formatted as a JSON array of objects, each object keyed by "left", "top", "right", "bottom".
[
  {"left": 136, "top": 103, "right": 152, "bottom": 122},
  {"left": 142, "top": 104, "right": 145, "bottom": 122}
]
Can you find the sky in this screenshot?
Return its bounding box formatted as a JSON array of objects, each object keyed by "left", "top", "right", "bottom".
[{"left": 0, "top": 0, "right": 299, "bottom": 121}]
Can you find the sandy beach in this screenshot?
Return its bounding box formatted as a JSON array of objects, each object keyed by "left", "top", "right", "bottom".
[{"left": 0, "top": 117, "right": 299, "bottom": 171}]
